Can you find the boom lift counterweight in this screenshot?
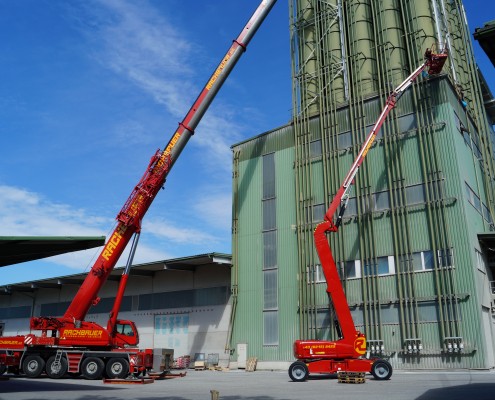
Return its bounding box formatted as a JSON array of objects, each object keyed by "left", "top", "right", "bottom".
[{"left": 289, "top": 47, "right": 448, "bottom": 382}]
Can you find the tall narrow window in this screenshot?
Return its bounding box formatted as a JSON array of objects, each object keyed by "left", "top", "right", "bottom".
[{"left": 262, "top": 153, "right": 278, "bottom": 345}]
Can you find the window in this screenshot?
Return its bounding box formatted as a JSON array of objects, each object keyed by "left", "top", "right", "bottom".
[
  {"left": 310, "top": 139, "right": 322, "bottom": 157},
  {"left": 307, "top": 264, "right": 326, "bottom": 283},
  {"left": 476, "top": 249, "right": 487, "bottom": 274},
  {"left": 380, "top": 304, "right": 400, "bottom": 324},
  {"left": 263, "top": 311, "right": 278, "bottom": 345},
  {"left": 263, "top": 199, "right": 276, "bottom": 230},
  {"left": 417, "top": 301, "right": 439, "bottom": 322},
  {"left": 438, "top": 248, "right": 454, "bottom": 268},
  {"left": 338, "top": 131, "right": 352, "bottom": 149},
  {"left": 0, "top": 305, "right": 31, "bottom": 319},
  {"left": 374, "top": 190, "right": 390, "bottom": 211},
  {"left": 115, "top": 323, "right": 135, "bottom": 336},
  {"left": 465, "top": 182, "right": 482, "bottom": 213},
  {"left": 344, "top": 260, "right": 359, "bottom": 279},
  {"left": 263, "top": 230, "right": 277, "bottom": 269},
  {"left": 350, "top": 307, "right": 365, "bottom": 326},
  {"left": 400, "top": 249, "right": 452, "bottom": 272},
  {"left": 363, "top": 256, "right": 395, "bottom": 276},
  {"left": 398, "top": 113, "right": 417, "bottom": 132},
  {"left": 262, "top": 153, "right": 275, "bottom": 199},
  {"left": 314, "top": 203, "right": 326, "bottom": 222},
  {"left": 264, "top": 270, "right": 278, "bottom": 309},
  {"left": 454, "top": 110, "right": 462, "bottom": 133},
  {"left": 405, "top": 184, "right": 426, "bottom": 205},
  {"left": 262, "top": 152, "right": 278, "bottom": 346},
  {"left": 345, "top": 197, "right": 358, "bottom": 216},
  {"left": 482, "top": 203, "right": 493, "bottom": 224},
  {"left": 422, "top": 250, "right": 435, "bottom": 270}
]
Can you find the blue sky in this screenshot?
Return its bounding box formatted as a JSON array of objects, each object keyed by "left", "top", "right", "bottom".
[{"left": 0, "top": 0, "right": 494, "bottom": 286}]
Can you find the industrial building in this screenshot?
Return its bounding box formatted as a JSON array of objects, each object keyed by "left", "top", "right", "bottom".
[
  {"left": 0, "top": 253, "right": 232, "bottom": 367},
  {"left": 230, "top": 0, "right": 495, "bottom": 370},
  {"left": 1, "top": 0, "right": 495, "bottom": 374}
]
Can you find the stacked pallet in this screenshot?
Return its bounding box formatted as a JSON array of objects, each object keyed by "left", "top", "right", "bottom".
[
  {"left": 337, "top": 371, "right": 366, "bottom": 384},
  {"left": 245, "top": 357, "right": 257, "bottom": 372}
]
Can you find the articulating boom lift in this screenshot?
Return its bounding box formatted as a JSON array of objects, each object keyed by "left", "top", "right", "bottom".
[
  {"left": 289, "top": 48, "right": 448, "bottom": 382},
  {"left": 0, "top": 0, "right": 277, "bottom": 380}
]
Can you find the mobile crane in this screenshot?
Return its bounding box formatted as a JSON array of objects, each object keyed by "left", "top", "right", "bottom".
[
  {"left": 288, "top": 48, "right": 448, "bottom": 382},
  {"left": 0, "top": 0, "right": 277, "bottom": 380}
]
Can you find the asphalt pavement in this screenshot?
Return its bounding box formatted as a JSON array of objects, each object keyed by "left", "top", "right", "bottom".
[{"left": 1, "top": 369, "right": 495, "bottom": 400}]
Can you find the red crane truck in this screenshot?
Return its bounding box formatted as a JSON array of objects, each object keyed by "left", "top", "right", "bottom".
[
  {"left": 0, "top": 0, "right": 277, "bottom": 380},
  {"left": 288, "top": 48, "right": 448, "bottom": 382}
]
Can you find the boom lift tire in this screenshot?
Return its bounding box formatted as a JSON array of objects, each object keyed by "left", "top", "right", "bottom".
[
  {"left": 22, "top": 355, "right": 45, "bottom": 378},
  {"left": 45, "top": 355, "right": 68, "bottom": 379},
  {"left": 370, "top": 359, "right": 392, "bottom": 380},
  {"left": 105, "top": 357, "right": 130, "bottom": 379},
  {"left": 81, "top": 357, "right": 105, "bottom": 380},
  {"left": 0, "top": 364, "right": 6, "bottom": 375},
  {"left": 288, "top": 361, "right": 309, "bottom": 382}
]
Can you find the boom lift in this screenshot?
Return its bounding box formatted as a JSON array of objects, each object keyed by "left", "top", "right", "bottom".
[
  {"left": 289, "top": 48, "right": 448, "bottom": 382},
  {"left": 0, "top": 0, "right": 277, "bottom": 380}
]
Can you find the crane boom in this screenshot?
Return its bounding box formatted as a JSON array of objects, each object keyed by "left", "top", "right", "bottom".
[
  {"left": 316, "top": 49, "right": 447, "bottom": 343},
  {"left": 56, "top": 0, "right": 277, "bottom": 325}
]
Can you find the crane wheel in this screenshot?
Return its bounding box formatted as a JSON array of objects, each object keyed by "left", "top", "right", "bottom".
[
  {"left": 288, "top": 361, "right": 309, "bottom": 382},
  {"left": 81, "top": 357, "right": 105, "bottom": 380},
  {"left": 371, "top": 359, "right": 393, "bottom": 380},
  {"left": 22, "top": 355, "right": 45, "bottom": 378},
  {"left": 105, "top": 358, "right": 130, "bottom": 379},
  {"left": 46, "top": 355, "right": 68, "bottom": 379}
]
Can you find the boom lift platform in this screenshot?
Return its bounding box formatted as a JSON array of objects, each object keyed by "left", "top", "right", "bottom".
[{"left": 289, "top": 47, "right": 448, "bottom": 382}]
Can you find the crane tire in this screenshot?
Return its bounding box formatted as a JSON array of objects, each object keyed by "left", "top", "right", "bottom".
[
  {"left": 46, "top": 355, "right": 68, "bottom": 379},
  {"left": 105, "top": 358, "right": 130, "bottom": 379},
  {"left": 81, "top": 357, "right": 105, "bottom": 380},
  {"left": 22, "top": 355, "right": 45, "bottom": 378},
  {"left": 371, "top": 359, "right": 393, "bottom": 380},
  {"left": 288, "top": 361, "right": 309, "bottom": 382}
]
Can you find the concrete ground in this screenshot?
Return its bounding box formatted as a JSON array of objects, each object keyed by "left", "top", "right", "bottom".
[{"left": 1, "top": 369, "right": 495, "bottom": 400}]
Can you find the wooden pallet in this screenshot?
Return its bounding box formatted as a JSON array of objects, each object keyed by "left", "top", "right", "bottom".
[
  {"left": 245, "top": 357, "right": 257, "bottom": 372},
  {"left": 194, "top": 361, "right": 206, "bottom": 371},
  {"left": 337, "top": 371, "right": 366, "bottom": 384}
]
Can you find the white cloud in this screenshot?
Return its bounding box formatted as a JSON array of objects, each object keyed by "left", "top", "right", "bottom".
[
  {"left": 0, "top": 185, "right": 107, "bottom": 237},
  {"left": 0, "top": 185, "right": 182, "bottom": 270},
  {"left": 193, "top": 191, "right": 232, "bottom": 232},
  {"left": 83, "top": 0, "right": 196, "bottom": 116},
  {"left": 72, "top": 0, "right": 249, "bottom": 173},
  {"left": 143, "top": 218, "right": 217, "bottom": 245}
]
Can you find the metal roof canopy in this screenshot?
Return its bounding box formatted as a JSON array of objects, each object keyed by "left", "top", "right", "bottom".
[
  {"left": 478, "top": 233, "right": 495, "bottom": 251},
  {"left": 0, "top": 252, "right": 231, "bottom": 295},
  {"left": 474, "top": 20, "right": 495, "bottom": 68},
  {"left": 0, "top": 236, "right": 106, "bottom": 267}
]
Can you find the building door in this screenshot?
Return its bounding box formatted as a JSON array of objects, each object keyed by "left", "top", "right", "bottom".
[
  {"left": 154, "top": 314, "right": 190, "bottom": 357},
  {"left": 482, "top": 307, "right": 495, "bottom": 368},
  {"left": 237, "top": 343, "right": 247, "bottom": 368}
]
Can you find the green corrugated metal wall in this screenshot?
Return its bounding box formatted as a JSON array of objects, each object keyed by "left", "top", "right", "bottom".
[{"left": 229, "top": 0, "right": 495, "bottom": 370}]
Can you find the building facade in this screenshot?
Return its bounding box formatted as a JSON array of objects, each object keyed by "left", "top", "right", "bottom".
[
  {"left": 230, "top": 0, "right": 495, "bottom": 370},
  {"left": 0, "top": 254, "right": 232, "bottom": 367}
]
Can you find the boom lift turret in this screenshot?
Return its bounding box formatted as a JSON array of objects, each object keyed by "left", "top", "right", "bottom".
[
  {"left": 0, "top": 0, "right": 277, "bottom": 380},
  {"left": 289, "top": 47, "right": 448, "bottom": 382}
]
